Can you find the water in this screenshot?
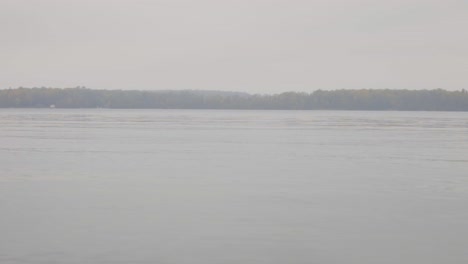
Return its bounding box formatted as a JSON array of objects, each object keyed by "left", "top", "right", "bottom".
[{"left": 1, "top": 109, "right": 467, "bottom": 264}]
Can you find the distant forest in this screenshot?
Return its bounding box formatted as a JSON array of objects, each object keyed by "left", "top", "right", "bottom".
[{"left": 1, "top": 87, "right": 468, "bottom": 111}]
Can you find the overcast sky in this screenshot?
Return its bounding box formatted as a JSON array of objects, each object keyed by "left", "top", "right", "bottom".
[{"left": 2, "top": 0, "right": 467, "bottom": 93}]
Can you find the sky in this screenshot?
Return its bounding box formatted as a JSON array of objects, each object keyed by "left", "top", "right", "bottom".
[{"left": 2, "top": 0, "right": 467, "bottom": 94}]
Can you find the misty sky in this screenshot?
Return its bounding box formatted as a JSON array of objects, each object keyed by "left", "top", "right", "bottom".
[{"left": 2, "top": 0, "right": 467, "bottom": 93}]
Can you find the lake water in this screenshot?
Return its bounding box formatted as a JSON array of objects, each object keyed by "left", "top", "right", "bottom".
[{"left": 1, "top": 109, "right": 467, "bottom": 264}]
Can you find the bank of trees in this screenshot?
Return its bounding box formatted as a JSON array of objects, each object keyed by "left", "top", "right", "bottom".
[{"left": 0, "top": 87, "right": 467, "bottom": 111}]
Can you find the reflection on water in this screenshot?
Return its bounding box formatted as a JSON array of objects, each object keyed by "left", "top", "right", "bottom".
[{"left": 1, "top": 109, "right": 468, "bottom": 264}]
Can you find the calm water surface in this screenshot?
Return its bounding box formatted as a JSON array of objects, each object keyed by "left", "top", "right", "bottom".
[{"left": 1, "top": 109, "right": 467, "bottom": 264}]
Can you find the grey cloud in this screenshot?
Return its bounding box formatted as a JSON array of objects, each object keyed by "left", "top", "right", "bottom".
[{"left": 2, "top": 0, "right": 467, "bottom": 92}]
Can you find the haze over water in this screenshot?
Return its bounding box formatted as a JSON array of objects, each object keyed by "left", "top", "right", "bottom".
[{"left": 1, "top": 109, "right": 467, "bottom": 264}]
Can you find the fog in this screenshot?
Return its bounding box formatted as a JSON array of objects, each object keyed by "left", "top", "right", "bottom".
[{"left": 2, "top": 0, "right": 468, "bottom": 93}]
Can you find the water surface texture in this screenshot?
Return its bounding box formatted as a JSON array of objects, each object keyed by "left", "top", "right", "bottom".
[{"left": 1, "top": 109, "right": 467, "bottom": 264}]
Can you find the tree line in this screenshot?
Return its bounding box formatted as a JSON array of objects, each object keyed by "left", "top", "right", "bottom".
[{"left": 1, "top": 87, "right": 467, "bottom": 111}]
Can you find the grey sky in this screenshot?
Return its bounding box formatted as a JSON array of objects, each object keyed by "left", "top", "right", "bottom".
[{"left": 2, "top": 0, "right": 467, "bottom": 93}]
